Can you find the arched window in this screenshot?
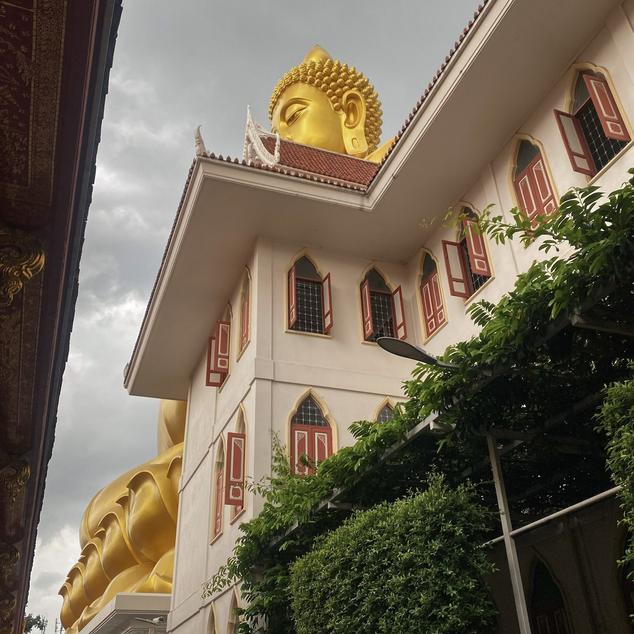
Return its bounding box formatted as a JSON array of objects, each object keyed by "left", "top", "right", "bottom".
[
  {"left": 206, "top": 305, "right": 231, "bottom": 388},
  {"left": 442, "top": 208, "right": 492, "bottom": 299},
  {"left": 290, "top": 394, "right": 333, "bottom": 476},
  {"left": 288, "top": 256, "right": 333, "bottom": 334},
  {"left": 360, "top": 268, "right": 406, "bottom": 342},
  {"left": 512, "top": 140, "right": 557, "bottom": 227},
  {"left": 530, "top": 560, "right": 571, "bottom": 634},
  {"left": 419, "top": 253, "right": 446, "bottom": 337},
  {"left": 227, "top": 591, "right": 240, "bottom": 634},
  {"left": 211, "top": 439, "right": 224, "bottom": 539},
  {"left": 555, "top": 69, "right": 630, "bottom": 176},
  {"left": 229, "top": 410, "right": 247, "bottom": 520},
  {"left": 376, "top": 403, "right": 394, "bottom": 423},
  {"left": 239, "top": 270, "right": 250, "bottom": 353}
]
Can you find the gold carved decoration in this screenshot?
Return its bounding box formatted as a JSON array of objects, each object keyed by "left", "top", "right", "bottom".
[
  {"left": 0, "top": 544, "right": 20, "bottom": 585},
  {"left": 0, "top": 221, "right": 45, "bottom": 307},
  {"left": 0, "top": 460, "right": 31, "bottom": 503}
]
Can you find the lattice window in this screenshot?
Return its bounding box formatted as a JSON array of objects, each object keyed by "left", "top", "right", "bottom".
[
  {"left": 576, "top": 98, "right": 627, "bottom": 172},
  {"left": 377, "top": 404, "right": 394, "bottom": 423},
  {"left": 292, "top": 278, "right": 324, "bottom": 334},
  {"left": 292, "top": 395, "right": 328, "bottom": 426}
]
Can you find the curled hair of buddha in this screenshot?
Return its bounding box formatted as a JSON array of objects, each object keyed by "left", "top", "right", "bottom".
[{"left": 269, "top": 46, "right": 383, "bottom": 153}]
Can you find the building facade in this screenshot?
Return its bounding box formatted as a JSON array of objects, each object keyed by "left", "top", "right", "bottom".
[{"left": 121, "top": 0, "right": 634, "bottom": 632}]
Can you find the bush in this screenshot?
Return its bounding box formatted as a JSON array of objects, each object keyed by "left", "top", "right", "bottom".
[
  {"left": 596, "top": 371, "right": 634, "bottom": 576},
  {"left": 289, "top": 476, "right": 497, "bottom": 634}
]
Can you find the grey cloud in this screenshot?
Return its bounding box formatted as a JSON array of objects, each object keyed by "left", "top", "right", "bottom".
[{"left": 27, "top": 0, "right": 481, "bottom": 624}]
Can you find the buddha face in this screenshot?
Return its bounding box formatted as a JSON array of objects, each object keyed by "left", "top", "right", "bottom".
[{"left": 271, "top": 83, "right": 347, "bottom": 154}]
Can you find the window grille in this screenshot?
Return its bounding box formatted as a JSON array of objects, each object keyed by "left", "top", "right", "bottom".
[
  {"left": 292, "top": 395, "right": 328, "bottom": 426},
  {"left": 377, "top": 404, "right": 394, "bottom": 423},
  {"left": 460, "top": 239, "right": 489, "bottom": 294},
  {"left": 291, "top": 278, "right": 324, "bottom": 334},
  {"left": 369, "top": 292, "right": 395, "bottom": 340},
  {"left": 576, "top": 98, "right": 627, "bottom": 172}
]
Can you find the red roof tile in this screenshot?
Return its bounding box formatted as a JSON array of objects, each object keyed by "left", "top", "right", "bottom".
[{"left": 260, "top": 136, "right": 379, "bottom": 187}]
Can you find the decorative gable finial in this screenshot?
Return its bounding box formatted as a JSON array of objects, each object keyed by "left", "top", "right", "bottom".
[
  {"left": 243, "top": 106, "right": 280, "bottom": 167},
  {"left": 194, "top": 125, "right": 208, "bottom": 157}
]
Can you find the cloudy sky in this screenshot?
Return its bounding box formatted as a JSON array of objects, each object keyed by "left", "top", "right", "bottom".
[{"left": 27, "top": 0, "right": 481, "bottom": 628}]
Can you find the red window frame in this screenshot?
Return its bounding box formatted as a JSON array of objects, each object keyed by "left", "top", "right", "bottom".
[
  {"left": 287, "top": 263, "right": 333, "bottom": 334},
  {"left": 225, "top": 432, "right": 246, "bottom": 507},
  {"left": 213, "top": 459, "right": 224, "bottom": 537},
  {"left": 291, "top": 423, "right": 333, "bottom": 476},
  {"left": 360, "top": 279, "right": 407, "bottom": 342},
  {"left": 206, "top": 320, "right": 230, "bottom": 387},
  {"left": 513, "top": 153, "right": 557, "bottom": 227},
  {"left": 554, "top": 71, "right": 630, "bottom": 176},
  {"left": 420, "top": 271, "right": 446, "bottom": 337},
  {"left": 239, "top": 276, "right": 250, "bottom": 352}
]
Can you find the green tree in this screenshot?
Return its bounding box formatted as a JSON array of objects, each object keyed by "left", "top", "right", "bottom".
[
  {"left": 290, "top": 476, "right": 496, "bottom": 634},
  {"left": 24, "top": 613, "right": 48, "bottom": 633}
]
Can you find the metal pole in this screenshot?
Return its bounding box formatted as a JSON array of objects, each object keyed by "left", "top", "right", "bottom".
[{"left": 487, "top": 434, "right": 532, "bottom": 634}]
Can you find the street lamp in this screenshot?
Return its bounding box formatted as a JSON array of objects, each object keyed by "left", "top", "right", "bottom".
[{"left": 376, "top": 337, "right": 458, "bottom": 369}]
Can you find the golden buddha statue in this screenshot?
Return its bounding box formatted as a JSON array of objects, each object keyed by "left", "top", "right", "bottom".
[
  {"left": 59, "top": 400, "right": 186, "bottom": 633},
  {"left": 269, "top": 45, "right": 394, "bottom": 162}
]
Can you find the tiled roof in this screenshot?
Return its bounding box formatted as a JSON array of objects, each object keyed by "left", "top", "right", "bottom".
[{"left": 261, "top": 136, "right": 379, "bottom": 187}]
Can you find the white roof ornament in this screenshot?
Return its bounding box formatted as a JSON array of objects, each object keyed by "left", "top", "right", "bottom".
[
  {"left": 243, "top": 106, "right": 280, "bottom": 167},
  {"left": 194, "top": 125, "right": 208, "bottom": 157}
]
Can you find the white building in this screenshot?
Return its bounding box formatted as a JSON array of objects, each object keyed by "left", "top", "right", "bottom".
[{"left": 124, "top": 0, "right": 634, "bottom": 631}]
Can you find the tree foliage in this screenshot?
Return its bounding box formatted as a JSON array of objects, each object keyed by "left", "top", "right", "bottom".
[
  {"left": 596, "top": 369, "right": 634, "bottom": 576},
  {"left": 24, "top": 614, "right": 48, "bottom": 633},
  {"left": 289, "top": 475, "right": 496, "bottom": 634},
  {"left": 205, "top": 170, "right": 634, "bottom": 633}
]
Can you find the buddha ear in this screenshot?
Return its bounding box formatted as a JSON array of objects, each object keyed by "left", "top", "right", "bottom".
[{"left": 341, "top": 89, "right": 368, "bottom": 157}]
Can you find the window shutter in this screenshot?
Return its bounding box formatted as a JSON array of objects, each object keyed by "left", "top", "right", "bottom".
[
  {"left": 288, "top": 266, "right": 298, "bottom": 329},
  {"left": 321, "top": 272, "right": 333, "bottom": 334},
  {"left": 292, "top": 429, "right": 310, "bottom": 476},
  {"left": 421, "top": 273, "right": 445, "bottom": 337},
  {"left": 206, "top": 337, "right": 224, "bottom": 387},
  {"left": 554, "top": 109, "right": 596, "bottom": 175},
  {"left": 391, "top": 285, "right": 407, "bottom": 340},
  {"left": 532, "top": 158, "right": 556, "bottom": 215},
  {"left": 360, "top": 278, "right": 374, "bottom": 340},
  {"left": 463, "top": 220, "right": 491, "bottom": 277},
  {"left": 583, "top": 74, "right": 630, "bottom": 142},
  {"left": 514, "top": 155, "right": 556, "bottom": 227},
  {"left": 442, "top": 241, "right": 470, "bottom": 298},
  {"left": 240, "top": 286, "right": 249, "bottom": 351},
  {"left": 314, "top": 430, "right": 331, "bottom": 466},
  {"left": 213, "top": 320, "right": 230, "bottom": 374},
  {"left": 224, "top": 432, "right": 246, "bottom": 506},
  {"left": 214, "top": 468, "right": 223, "bottom": 536}
]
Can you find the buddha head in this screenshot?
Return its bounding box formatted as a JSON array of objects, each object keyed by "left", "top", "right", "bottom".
[{"left": 269, "top": 45, "right": 383, "bottom": 159}]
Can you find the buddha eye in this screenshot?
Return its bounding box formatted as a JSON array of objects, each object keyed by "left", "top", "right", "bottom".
[{"left": 284, "top": 103, "right": 306, "bottom": 126}]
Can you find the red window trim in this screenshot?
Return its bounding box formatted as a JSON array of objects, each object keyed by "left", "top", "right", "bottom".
[
  {"left": 290, "top": 423, "right": 333, "bottom": 476},
  {"left": 213, "top": 462, "right": 224, "bottom": 537},
  {"left": 582, "top": 73, "right": 630, "bottom": 142},
  {"left": 225, "top": 432, "right": 246, "bottom": 507},
  {"left": 554, "top": 109, "right": 596, "bottom": 176},
  {"left": 442, "top": 240, "right": 470, "bottom": 299},
  {"left": 513, "top": 153, "right": 557, "bottom": 227},
  {"left": 420, "top": 271, "right": 446, "bottom": 337}
]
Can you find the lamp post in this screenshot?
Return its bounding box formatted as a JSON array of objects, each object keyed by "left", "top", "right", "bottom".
[{"left": 376, "top": 336, "right": 533, "bottom": 634}]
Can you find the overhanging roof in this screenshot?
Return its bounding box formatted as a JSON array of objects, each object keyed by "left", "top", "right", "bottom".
[{"left": 125, "top": 0, "right": 622, "bottom": 399}]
